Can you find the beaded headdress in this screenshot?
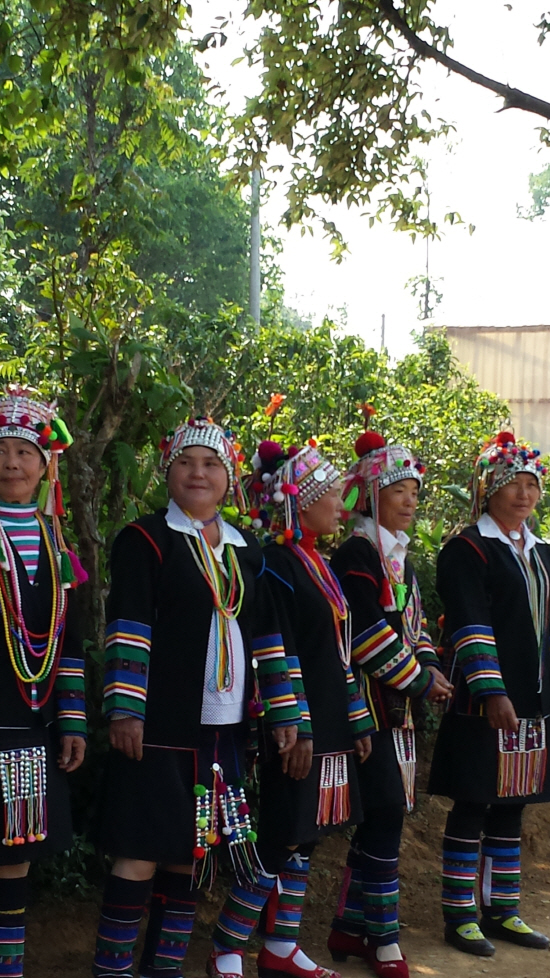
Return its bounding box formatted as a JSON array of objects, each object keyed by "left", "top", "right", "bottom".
[
  {"left": 0, "top": 386, "right": 86, "bottom": 590},
  {"left": 342, "top": 406, "right": 425, "bottom": 612},
  {"left": 470, "top": 431, "right": 546, "bottom": 521},
  {"left": 247, "top": 439, "right": 340, "bottom": 543},
  {"left": 0, "top": 387, "right": 72, "bottom": 464},
  {"left": 159, "top": 417, "right": 247, "bottom": 513}
]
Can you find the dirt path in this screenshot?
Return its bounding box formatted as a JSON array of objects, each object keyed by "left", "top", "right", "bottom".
[{"left": 27, "top": 791, "right": 550, "bottom": 978}]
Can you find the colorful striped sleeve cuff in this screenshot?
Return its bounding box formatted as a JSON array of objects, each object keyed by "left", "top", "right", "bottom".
[
  {"left": 345, "top": 664, "right": 375, "bottom": 737},
  {"left": 415, "top": 618, "right": 440, "bottom": 667},
  {"left": 285, "top": 655, "right": 312, "bottom": 738},
  {"left": 104, "top": 618, "right": 151, "bottom": 719},
  {"left": 55, "top": 657, "right": 87, "bottom": 738},
  {"left": 352, "top": 619, "right": 428, "bottom": 696},
  {"left": 252, "top": 634, "right": 302, "bottom": 727},
  {"left": 451, "top": 624, "right": 506, "bottom": 698}
]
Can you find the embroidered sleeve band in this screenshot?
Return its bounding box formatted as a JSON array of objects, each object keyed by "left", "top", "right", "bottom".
[
  {"left": 252, "top": 634, "right": 302, "bottom": 727},
  {"left": 415, "top": 617, "right": 440, "bottom": 666},
  {"left": 352, "top": 619, "right": 429, "bottom": 696},
  {"left": 104, "top": 618, "right": 151, "bottom": 719},
  {"left": 451, "top": 624, "right": 506, "bottom": 698},
  {"left": 345, "top": 664, "right": 375, "bottom": 737},
  {"left": 55, "top": 656, "right": 87, "bottom": 738},
  {"left": 285, "top": 655, "right": 312, "bottom": 737}
]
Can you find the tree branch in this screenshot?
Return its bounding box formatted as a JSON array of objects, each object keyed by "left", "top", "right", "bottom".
[{"left": 379, "top": 0, "right": 550, "bottom": 120}]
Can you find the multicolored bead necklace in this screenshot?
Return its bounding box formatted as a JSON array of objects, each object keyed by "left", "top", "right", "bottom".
[
  {"left": 291, "top": 541, "right": 351, "bottom": 668},
  {"left": 184, "top": 523, "right": 245, "bottom": 691},
  {"left": 0, "top": 513, "right": 67, "bottom": 709}
]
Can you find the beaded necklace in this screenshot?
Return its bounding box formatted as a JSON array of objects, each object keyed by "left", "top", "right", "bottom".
[
  {"left": 184, "top": 522, "right": 245, "bottom": 692},
  {"left": 290, "top": 542, "right": 351, "bottom": 668},
  {"left": 0, "top": 513, "right": 67, "bottom": 709},
  {"left": 510, "top": 546, "right": 549, "bottom": 694}
]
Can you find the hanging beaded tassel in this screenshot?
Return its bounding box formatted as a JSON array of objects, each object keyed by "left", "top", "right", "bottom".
[
  {"left": 316, "top": 753, "right": 350, "bottom": 827},
  {"left": 192, "top": 763, "right": 260, "bottom": 887},
  {"left": 0, "top": 747, "right": 47, "bottom": 846},
  {"left": 393, "top": 728, "right": 416, "bottom": 813},
  {"left": 497, "top": 719, "right": 547, "bottom": 798}
]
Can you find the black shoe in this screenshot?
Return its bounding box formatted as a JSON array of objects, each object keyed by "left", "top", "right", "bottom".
[
  {"left": 480, "top": 915, "right": 550, "bottom": 949},
  {"left": 444, "top": 923, "right": 495, "bottom": 957}
]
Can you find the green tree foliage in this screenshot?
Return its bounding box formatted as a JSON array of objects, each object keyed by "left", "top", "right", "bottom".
[
  {"left": 220, "top": 1, "right": 550, "bottom": 244},
  {"left": 523, "top": 163, "right": 550, "bottom": 219}
]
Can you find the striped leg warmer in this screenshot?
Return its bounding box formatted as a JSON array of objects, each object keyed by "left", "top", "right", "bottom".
[
  {"left": 139, "top": 871, "right": 197, "bottom": 978},
  {"left": 0, "top": 877, "right": 27, "bottom": 978},
  {"left": 442, "top": 825, "right": 480, "bottom": 926},
  {"left": 361, "top": 850, "right": 400, "bottom": 947},
  {"left": 263, "top": 853, "right": 310, "bottom": 943},
  {"left": 331, "top": 846, "right": 365, "bottom": 938},
  {"left": 212, "top": 875, "right": 276, "bottom": 952},
  {"left": 93, "top": 875, "right": 151, "bottom": 977},
  {"left": 480, "top": 834, "right": 521, "bottom": 921}
]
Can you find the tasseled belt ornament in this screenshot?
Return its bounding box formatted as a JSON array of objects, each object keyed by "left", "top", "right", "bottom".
[
  {"left": 192, "top": 762, "right": 260, "bottom": 887},
  {"left": 316, "top": 753, "right": 351, "bottom": 827},
  {"left": 497, "top": 718, "right": 547, "bottom": 798},
  {"left": 392, "top": 728, "right": 416, "bottom": 813},
  {"left": 0, "top": 747, "right": 47, "bottom": 846}
]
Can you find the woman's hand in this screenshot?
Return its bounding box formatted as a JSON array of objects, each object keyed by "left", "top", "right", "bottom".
[
  {"left": 271, "top": 725, "right": 298, "bottom": 755},
  {"left": 355, "top": 736, "right": 372, "bottom": 763},
  {"left": 109, "top": 717, "right": 144, "bottom": 760},
  {"left": 281, "top": 738, "right": 313, "bottom": 779},
  {"left": 58, "top": 736, "right": 86, "bottom": 773},
  {"left": 426, "top": 666, "right": 453, "bottom": 703},
  {"left": 486, "top": 695, "right": 519, "bottom": 732}
]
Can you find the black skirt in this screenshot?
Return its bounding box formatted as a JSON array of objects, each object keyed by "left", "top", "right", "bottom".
[
  {"left": 428, "top": 712, "right": 550, "bottom": 805},
  {"left": 99, "top": 723, "right": 248, "bottom": 863},
  {"left": 258, "top": 749, "right": 363, "bottom": 849},
  {"left": 0, "top": 724, "right": 73, "bottom": 865},
  {"left": 354, "top": 728, "right": 405, "bottom": 810}
]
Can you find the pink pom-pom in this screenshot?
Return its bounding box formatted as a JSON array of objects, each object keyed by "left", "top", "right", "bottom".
[
  {"left": 258, "top": 440, "right": 284, "bottom": 463},
  {"left": 287, "top": 483, "right": 299, "bottom": 495},
  {"left": 288, "top": 446, "right": 300, "bottom": 458},
  {"left": 68, "top": 550, "right": 89, "bottom": 584},
  {"left": 238, "top": 803, "right": 250, "bottom": 815}
]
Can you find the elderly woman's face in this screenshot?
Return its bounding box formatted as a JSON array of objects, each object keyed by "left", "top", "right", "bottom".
[
  {"left": 487, "top": 472, "right": 540, "bottom": 527},
  {"left": 0, "top": 437, "right": 46, "bottom": 505},
  {"left": 167, "top": 446, "right": 229, "bottom": 518},
  {"left": 378, "top": 478, "right": 419, "bottom": 535},
  {"left": 300, "top": 481, "right": 343, "bottom": 536}
]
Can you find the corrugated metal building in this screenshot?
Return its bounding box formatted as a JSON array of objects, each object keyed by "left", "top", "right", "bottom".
[{"left": 444, "top": 325, "right": 550, "bottom": 454}]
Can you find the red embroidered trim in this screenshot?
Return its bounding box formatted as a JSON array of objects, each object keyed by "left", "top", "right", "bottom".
[{"left": 128, "top": 524, "right": 163, "bottom": 563}]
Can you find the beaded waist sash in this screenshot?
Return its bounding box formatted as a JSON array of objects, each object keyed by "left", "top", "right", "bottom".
[
  {"left": 0, "top": 747, "right": 47, "bottom": 847},
  {"left": 497, "top": 718, "right": 547, "bottom": 798}
]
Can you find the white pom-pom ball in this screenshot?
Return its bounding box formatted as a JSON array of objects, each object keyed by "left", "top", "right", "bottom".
[
  {"left": 262, "top": 472, "right": 271, "bottom": 483},
  {"left": 252, "top": 519, "right": 263, "bottom": 529},
  {"left": 251, "top": 452, "right": 262, "bottom": 469},
  {"left": 273, "top": 491, "right": 284, "bottom": 503}
]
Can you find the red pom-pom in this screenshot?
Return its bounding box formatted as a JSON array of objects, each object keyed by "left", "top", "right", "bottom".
[
  {"left": 496, "top": 431, "right": 515, "bottom": 446},
  {"left": 0, "top": 415, "right": 7, "bottom": 426},
  {"left": 193, "top": 845, "right": 206, "bottom": 860},
  {"left": 38, "top": 435, "right": 50, "bottom": 447},
  {"left": 238, "top": 803, "right": 250, "bottom": 815},
  {"left": 237, "top": 452, "right": 245, "bottom": 462},
  {"left": 252, "top": 481, "right": 264, "bottom": 493},
  {"left": 19, "top": 414, "right": 30, "bottom": 425},
  {"left": 308, "top": 438, "right": 317, "bottom": 447},
  {"left": 355, "top": 431, "right": 385, "bottom": 458},
  {"left": 217, "top": 781, "right": 228, "bottom": 795},
  {"left": 288, "top": 446, "right": 299, "bottom": 458},
  {"left": 258, "top": 440, "right": 284, "bottom": 463},
  {"left": 249, "top": 508, "right": 260, "bottom": 519},
  {"left": 379, "top": 577, "right": 394, "bottom": 609},
  {"left": 283, "top": 528, "right": 293, "bottom": 540}
]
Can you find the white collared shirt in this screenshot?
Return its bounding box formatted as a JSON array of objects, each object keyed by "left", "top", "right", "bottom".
[
  {"left": 354, "top": 514, "right": 410, "bottom": 573},
  {"left": 165, "top": 499, "right": 247, "bottom": 725},
  {"left": 477, "top": 512, "right": 542, "bottom": 556}
]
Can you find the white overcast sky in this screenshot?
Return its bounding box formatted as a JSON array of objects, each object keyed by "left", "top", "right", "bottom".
[{"left": 191, "top": 1, "right": 550, "bottom": 358}]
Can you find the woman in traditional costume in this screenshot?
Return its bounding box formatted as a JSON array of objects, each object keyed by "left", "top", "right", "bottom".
[
  {"left": 428, "top": 431, "right": 550, "bottom": 956},
  {"left": 326, "top": 414, "right": 451, "bottom": 978},
  {"left": 0, "top": 387, "right": 86, "bottom": 978},
  {"left": 92, "top": 418, "right": 300, "bottom": 978},
  {"left": 209, "top": 440, "right": 374, "bottom": 978}
]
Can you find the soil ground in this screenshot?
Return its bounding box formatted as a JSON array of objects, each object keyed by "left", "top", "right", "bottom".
[{"left": 26, "top": 752, "right": 550, "bottom": 978}]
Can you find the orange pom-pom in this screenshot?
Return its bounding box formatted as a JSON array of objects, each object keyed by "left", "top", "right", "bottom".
[{"left": 308, "top": 438, "right": 317, "bottom": 447}]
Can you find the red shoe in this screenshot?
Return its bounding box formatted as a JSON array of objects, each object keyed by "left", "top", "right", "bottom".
[
  {"left": 257, "top": 945, "right": 341, "bottom": 978},
  {"left": 206, "top": 951, "right": 244, "bottom": 978},
  {"left": 364, "top": 944, "right": 409, "bottom": 978},
  {"left": 327, "top": 929, "right": 370, "bottom": 963}
]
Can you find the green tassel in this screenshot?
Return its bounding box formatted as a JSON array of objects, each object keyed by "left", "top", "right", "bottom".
[
  {"left": 52, "top": 417, "right": 73, "bottom": 447},
  {"left": 60, "top": 551, "right": 76, "bottom": 585},
  {"left": 37, "top": 480, "right": 50, "bottom": 511},
  {"left": 394, "top": 583, "right": 408, "bottom": 612},
  {"left": 343, "top": 485, "right": 359, "bottom": 511},
  {"left": 0, "top": 540, "right": 7, "bottom": 569}
]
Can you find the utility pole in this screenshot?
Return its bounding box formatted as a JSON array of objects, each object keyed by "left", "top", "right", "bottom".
[
  {"left": 381, "top": 313, "right": 386, "bottom": 351},
  {"left": 249, "top": 169, "right": 261, "bottom": 324}
]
